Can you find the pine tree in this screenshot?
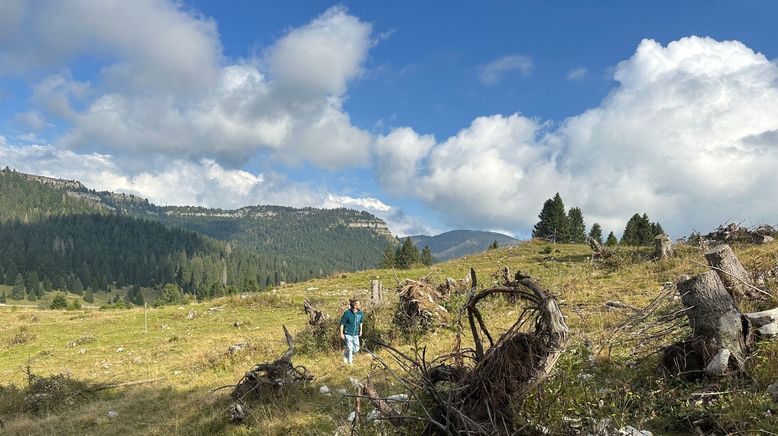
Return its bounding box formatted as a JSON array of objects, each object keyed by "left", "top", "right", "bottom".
[
  {"left": 11, "top": 273, "right": 26, "bottom": 300},
  {"left": 567, "top": 207, "right": 586, "bottom": 243},
  {"left": 381, "top": 243, "right": 396, "bottom": 268},
  {"left": 395, "top": 237, "right": 419, "bottom": 269},
  {"left": 605, "top": 231, "right": 618, "bottom": 246},
  {"left": 589, "top": 223, "right": 603, "bottom": 245},
  {"left": 0, "top": 291, "right": 6, "bottom": 303},
  {"left": 50, "top": 293, "right": 68, "bottom": 309},
  {"left": 532, "top": 193, "right": 569, "bottom": 243},
  {"left": 621, "top": 213, "right": 664, "bottom": 245},
  {"left": 42, "top": 277, "right": 53, "bottom": 293},
  {"left": 26, "top": 286, "right": 37, "bottom": 301},
  {"left": 420, "top": 245, "right": 434, "bottom": 266},
  {"left": 490, "top": 240, "right": 499, "bottom": 250},
  {"left": 83, "top": 288, "right": 94, "bottom": 303}
]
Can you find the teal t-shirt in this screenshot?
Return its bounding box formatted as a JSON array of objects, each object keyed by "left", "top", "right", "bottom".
[{"left": 340, "top": 309, "right": 363, "bottom": 336}]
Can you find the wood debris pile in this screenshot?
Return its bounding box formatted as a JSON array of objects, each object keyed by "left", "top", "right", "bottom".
[{"left": 396, "top": 279, "right": 449, "bottom": 329}]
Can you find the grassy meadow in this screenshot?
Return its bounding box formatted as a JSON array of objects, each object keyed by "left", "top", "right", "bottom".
[{"left": 1, "top": 240, "right": 777, "bottom": 435}]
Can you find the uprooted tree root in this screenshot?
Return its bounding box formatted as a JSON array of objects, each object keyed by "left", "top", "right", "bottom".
[
  {"left": 363, "top": 268, "right": 569, "bottom": 435},
  {"left": 395, "top": 279, "right": 449, "bottom": 331},
  {"left": 228, "top": 325, "right": 313, "bottom": 423}
]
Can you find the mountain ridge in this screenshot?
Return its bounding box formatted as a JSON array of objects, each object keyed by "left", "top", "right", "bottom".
[{"left": 411, "top": 229, "right": 521, "bottom": 261}]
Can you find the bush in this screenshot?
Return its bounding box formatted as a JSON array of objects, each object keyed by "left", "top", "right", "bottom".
[
  {"left": 49, "top": 293, "right": 67, "bottom": 310},
  {"left": 156, "top": 283, "right": 184, "bottom": 306}
]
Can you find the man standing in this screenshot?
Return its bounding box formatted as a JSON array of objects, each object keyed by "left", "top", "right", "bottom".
[{"left": 339, "top": 298, "right": 363, "bottom": 365}]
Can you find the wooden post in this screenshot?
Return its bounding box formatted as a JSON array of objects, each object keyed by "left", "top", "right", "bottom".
[
  {"left": 144, "top": 303, "right": 148, "bottom": 334},
  {"left": 371, "top": 279, "right": 381, "bottom": 302}
]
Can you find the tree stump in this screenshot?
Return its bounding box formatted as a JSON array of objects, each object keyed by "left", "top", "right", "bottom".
[
  {"left": 652, "top": 234, "right": 673, "bottom": 260},
  {"left": 673, "top": 271, "right": 752, "bottom": 377},
  {"left": 371, "top": 279, "right": 382, "bottom": 302},
  {"left": 704, "top": 244, "right": 753, "bottom": 299},
  {"left": 744, "top": 308, "right": 778, "bottom": 337}
]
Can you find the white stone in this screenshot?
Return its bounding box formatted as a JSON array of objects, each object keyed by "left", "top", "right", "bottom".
[{"left": 319, "top": 385, "right": 331, "bottom": 395}]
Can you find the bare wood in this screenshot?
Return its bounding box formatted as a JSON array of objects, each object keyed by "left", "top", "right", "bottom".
[
  {"left": 93, "top": 377, "right": 163, "bottom": 391},
  {"left": 744, "top": 307, "right": 778, "bottom": 337},
  {"left": 676, "top": 271, "right": 750, "bottom": 375},
  {"left": 653, "top": 234, "right": 674, "bottom": 260},
  {"left": 363, "top": 375, "right": 405, "bottom": 426},
  {"left": 704, "top": 244, "right": 753, "bottom": 299}
]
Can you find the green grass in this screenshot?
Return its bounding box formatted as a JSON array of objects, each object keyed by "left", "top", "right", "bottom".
[{"left": 1, "top": 241, "right": 777, "bottom": 435}]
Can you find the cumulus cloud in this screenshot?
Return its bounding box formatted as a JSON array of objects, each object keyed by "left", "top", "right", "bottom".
[
  {"left": 478, "top": 54, "right": 534, "bottom": 85},
  {"left": 566, "top": 67, "right": 587, "bottom": 80},
  {"left": 375, "top": 127, "right": 436, "bottom": 194},
  {"left": 383, "top": 37, "right": 778, "bottom": 237},
  {"left": 4, "top": 2, "right": 374, "bottom": 170}
]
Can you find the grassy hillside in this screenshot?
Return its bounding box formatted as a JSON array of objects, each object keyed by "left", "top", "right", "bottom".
[{"left": 1, "top": 241, "right": 777, "bottom": 435}]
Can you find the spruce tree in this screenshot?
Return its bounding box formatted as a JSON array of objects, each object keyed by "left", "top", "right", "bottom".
[
  {"left": 50, "top": 293, "right": 67, "bottom": 309},
  {"left": 490, "top": 240, "right": 499, "bottom": 250},
  {"left": 0, "top": 291, "right": 6, "bottom": 303},
  {"left": 420, "top": 245, "right": 434, "bottom": 266},
  {"left": 567, "top": 207, "right": 587, "bottom": 243},
  {"left": 26, "top": 286, "right": 37, "bottom": 301},
  {"left": 621, "top": 213, "right": 665, "bottom": 245},
  {"left": 11, "top": 273, "right": 26, "bottom": 300},
  {"left": 589, "top": 223, "right": 603, "bottom": 245},
  {"left": 532, "top": 193, "right": 569, "bottom": 243},
  {"left": 605, "top": 231, "right": 618, "bottom": 246},
  {"left": 83, "top": 288, "right": 94, "bottom": 303},
  {"left": 395, "top": 237, "right": 419, "bottom": 269}
]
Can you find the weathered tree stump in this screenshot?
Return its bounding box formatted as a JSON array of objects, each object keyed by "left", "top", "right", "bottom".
[
  {"left": 704, "top": 244, "right": 754, "bottom": 299},
  {"left": 652, "top": 234, "right": 673, "bottom": 260},
  {"left": 665, "top": 271, "right": 753, "bottom": 378}
]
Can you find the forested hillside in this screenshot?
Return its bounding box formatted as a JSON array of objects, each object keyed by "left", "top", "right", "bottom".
[
  {"left": 0, "top": 168, "right": 394, "bottom": 299},
  {"left": 411, "top": 230, "right": 519, "bottom": 260}
]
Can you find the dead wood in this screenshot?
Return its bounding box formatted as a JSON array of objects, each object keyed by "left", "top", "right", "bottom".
[
  {"left": 396, "top": 279, "right": 449, "bottom": 329},
  {"left": 228, "top": 325, "right": 313, "bottom": 422},
  {"left": 367, "top": 267, "right": 569, "bottom": 434},
  {"left": 743, "top": 307, "right": 778, "bottom": 337},
  {"left": 652, "top": 234, "right": 674, "bottom": 260},
  {"left": 705, "top": 244, "right": 755, "bottom": 300},
  {"left": 303, "top": 299, "right": 326, "bottom": 326},
  {"left": 589, "top": 237, "right": 612, "bottom": 258},
  {"left": 703, "top": 222, "right": 776, "bottom": 245}
]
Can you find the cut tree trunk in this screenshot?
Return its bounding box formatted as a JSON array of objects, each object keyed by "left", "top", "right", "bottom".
[
  {"left": 653, "top": 234, "right": 674, "bottom": 260},
  {"left": 704, "top": 244, "right": 754, "bottom": 300},
  {"left": 670, "top": 271, "right": 752, "bottom": 377}
]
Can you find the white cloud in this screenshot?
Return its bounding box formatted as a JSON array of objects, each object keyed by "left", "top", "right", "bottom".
[
  {"left": 375, "top": 127, "right": 436, "bottom": 194},
  {"left": 322, "top": 194, "right": 391, "bottom": 212},
  {"left": 0, "top": 0, "right": 221, "bottom": 94},
  {"left": 478, "top": 54, "right": 534, "bottom": 85},
  {"left": 5, "top": 3, "right": 375, "bottom": 170},
  {"left": 566, "top": 67, "right": 587, "bottom": 80},
  {"left": 382, "top": 37, "right": 778, "bottom": 237}
]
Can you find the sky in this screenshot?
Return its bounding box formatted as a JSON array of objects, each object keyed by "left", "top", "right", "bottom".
[{"left": 2, "top": 1, "right": 778, "bottom": 238}]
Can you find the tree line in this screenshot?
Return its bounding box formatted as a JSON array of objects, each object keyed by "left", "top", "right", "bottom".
[{"left": 532, "top": 193, "right": 665, "bottom": 246}]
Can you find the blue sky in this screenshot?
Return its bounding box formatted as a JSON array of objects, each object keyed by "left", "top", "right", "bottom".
[{"left": 3, "top": 1, "right": 778, "bottom": 238}]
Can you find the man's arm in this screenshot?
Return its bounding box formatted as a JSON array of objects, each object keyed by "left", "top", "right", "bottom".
[{"left": 339, "top": 323, "right": 345, "bottom": 339}]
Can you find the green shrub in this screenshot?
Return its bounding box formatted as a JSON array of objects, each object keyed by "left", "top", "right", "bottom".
[{"left": 49, "top": 293, "right": 67, "bottom": 310}]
